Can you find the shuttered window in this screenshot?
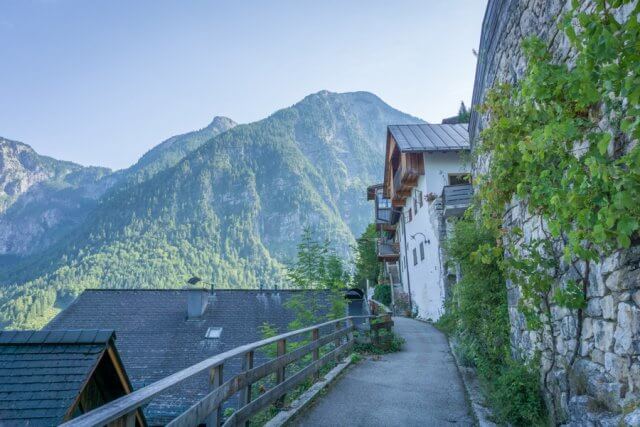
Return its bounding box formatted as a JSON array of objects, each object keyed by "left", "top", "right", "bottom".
[
  {"left": 420, "top": 242, "right": 425, "bottom": 260},
  {"left": 413, "top": 248, "right": 418, "bottom": 266}
]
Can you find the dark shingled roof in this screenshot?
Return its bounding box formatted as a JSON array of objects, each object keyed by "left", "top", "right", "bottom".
[
  {"left": 388, "top": 123, "right": 469, "bottom": 152},
  {"left": 46, "top": 289, "right": 333, "bottom": 425},
  {"left": 0, "top": 329, "right": 115, "bottom": 426}
]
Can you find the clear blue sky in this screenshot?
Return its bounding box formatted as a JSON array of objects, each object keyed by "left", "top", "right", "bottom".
[{"left": 0, "top": 0, "right": 487, "bottom": 170}]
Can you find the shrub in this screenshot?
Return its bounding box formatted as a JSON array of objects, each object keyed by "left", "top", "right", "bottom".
[
  {"left": 436, "top": 217, "right": 546, "bottom": 425},
  {"left": 372, "top": 283, "right": 391, "bottom": 306},
  {"left": 491, "top": 361, "right": 546, "bottom": 426}
]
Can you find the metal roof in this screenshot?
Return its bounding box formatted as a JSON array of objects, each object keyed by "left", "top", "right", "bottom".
[{"left": 388, "top": 123, "right": 469, "bottom": 152}]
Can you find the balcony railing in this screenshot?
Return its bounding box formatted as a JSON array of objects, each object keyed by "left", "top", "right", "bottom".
[
  {"left": 441, "top": 184, "right": 473, "bottom": 218},
  {"left": 377, "top": 238, "right": 400, "bottom": 261}
]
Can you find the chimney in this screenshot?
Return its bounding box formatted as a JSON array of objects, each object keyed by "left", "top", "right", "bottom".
[{"left": 187, "top": 289, "right": 209, "bottom": 319}]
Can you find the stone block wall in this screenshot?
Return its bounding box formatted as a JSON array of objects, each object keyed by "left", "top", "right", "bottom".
[{"left": 469, "top": 0, "right": 640, "bottom": 424}]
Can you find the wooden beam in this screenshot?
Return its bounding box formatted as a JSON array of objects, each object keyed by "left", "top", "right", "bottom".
[
  {"left": 207, "top": 364, "right": 224, "bottom": 427},
  {"left": 275, "top": 339, "right": 287, "bottom": 408}
]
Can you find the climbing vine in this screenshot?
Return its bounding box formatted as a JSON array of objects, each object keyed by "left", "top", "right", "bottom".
[{"left": 476, "top": 0, "right": 640, "bottom": 324}]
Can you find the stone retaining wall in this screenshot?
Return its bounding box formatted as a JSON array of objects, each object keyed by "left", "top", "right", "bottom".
[{"left": 469, "top": 1, "right": 640, "bottom": 424}]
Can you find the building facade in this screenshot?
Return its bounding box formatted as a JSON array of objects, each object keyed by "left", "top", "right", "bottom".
[{"left": 371, "top": 123, "right": 471, "bottom": 320}]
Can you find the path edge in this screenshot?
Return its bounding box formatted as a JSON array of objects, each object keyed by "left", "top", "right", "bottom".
[
  {"left": 265, "top": 354, "right": 354, "bottom": 427},
  {"left": 447, "top": 337, "right": 498, "bottom": 427}
]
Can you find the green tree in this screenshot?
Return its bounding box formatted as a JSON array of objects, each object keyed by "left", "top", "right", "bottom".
[
  {"left": 285, "top": 227, "right": 348, "bottom": 329},
  {"left": 353, "top": 224, "right": 379, "bottom": 289}
]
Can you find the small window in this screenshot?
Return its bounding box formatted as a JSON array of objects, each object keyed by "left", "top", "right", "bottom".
[
  {"left": 418, "top": 190, "right": 423, "bottom": 207},
  {"left": 408, "top": 208, "right": 412, "bottom": 222},
  {"left": 377, "top": 195, "right": 391, "bottom": 209},
  {"left": 420, "top": 242, "right": 425, "bottom": 260},
  {"left": 449, "top": 174, "right": 471, "bottom": 185},
  {"left": 206, "top": 327, "right": 223, "bottom": 339},
  {"left": 413, "top": 248, "right": 418, "bottom": 266},
  {"left": 413, "top": 196, "right": 418, "bottom": 214}
]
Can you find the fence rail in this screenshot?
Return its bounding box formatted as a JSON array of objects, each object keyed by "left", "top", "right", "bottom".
[{"left": 60, "top": 315, "right": 384, "bottom": 427}]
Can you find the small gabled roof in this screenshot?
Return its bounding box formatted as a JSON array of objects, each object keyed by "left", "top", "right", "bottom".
[
  {"left": 0, "top": 329, "right": 118, "bottom": 425},
  {"left": 387, "top": 123, "right": 469, "bottom": 152}
]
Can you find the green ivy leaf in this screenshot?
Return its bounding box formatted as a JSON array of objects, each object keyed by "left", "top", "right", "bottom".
[
  {"left": 618, "top": 233, "right": 631, "bottom": 248},
  {"left": 617, "top": 216, "right": 639, "bottom": 236},
  {"left": 598, "top": 133, "right": 612, "bottom": 155}
]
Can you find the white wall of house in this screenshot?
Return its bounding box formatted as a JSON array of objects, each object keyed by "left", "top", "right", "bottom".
[{"left": 397, "top": 151, "right": 468, "bottom": 320}]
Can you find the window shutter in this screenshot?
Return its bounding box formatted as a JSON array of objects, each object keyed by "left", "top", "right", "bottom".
[
  {"left": 420, "top": 242, "right": 425, "bottom": 260},
  {"left": 413, "top": 248, "right": 418, "bottom": 266}
]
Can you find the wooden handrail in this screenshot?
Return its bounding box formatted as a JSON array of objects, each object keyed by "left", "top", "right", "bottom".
[{"left": 60, "top": 315, "right": 378, "bottom": 427}]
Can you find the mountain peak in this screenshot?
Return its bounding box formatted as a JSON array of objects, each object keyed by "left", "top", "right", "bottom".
[{"left": 206, "top": 116, "right": 237, "bottom": 130}]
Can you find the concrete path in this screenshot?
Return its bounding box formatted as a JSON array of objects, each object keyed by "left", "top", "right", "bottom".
[{"left": 291, "top": 317, "right": 473, "bottom": 427}]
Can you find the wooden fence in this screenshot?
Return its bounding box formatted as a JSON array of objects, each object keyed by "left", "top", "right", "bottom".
[{"left": 60, "top": 315, "right": 388, "bottom": 427}]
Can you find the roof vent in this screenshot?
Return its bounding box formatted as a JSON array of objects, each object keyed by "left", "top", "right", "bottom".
[{"left": 205, "top": 327, "right": 222, "bottom": 339}]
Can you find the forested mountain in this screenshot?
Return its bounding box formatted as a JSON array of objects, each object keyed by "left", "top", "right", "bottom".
[
  {"left": 121, "top": 116, "right": 237, "bottom": 184},
  {"left": 0, "top": 118, "right": 235, "bottom": 256},
  {"left": 0, "top": 91, "right": 421, "bottom": 329},
  {"left": 0, "top": 138, "right": 113, "bottom": 255}
]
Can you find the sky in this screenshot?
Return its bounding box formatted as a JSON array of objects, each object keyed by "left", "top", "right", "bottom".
[{"left": 0, "top": 0, "right": 487, "bottom": 170}]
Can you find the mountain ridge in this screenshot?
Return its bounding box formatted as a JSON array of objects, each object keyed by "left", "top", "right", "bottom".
[
  {"left": 0, "top": 90, "right": 423, "bottom": 329},
  {"left": 0, "top": 116, "right": 236, "bottom": 256}
]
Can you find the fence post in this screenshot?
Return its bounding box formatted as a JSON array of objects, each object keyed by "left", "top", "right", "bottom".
[
  {"left": 207, "top": 364, "right": 224, "bottom": 427},
  {"left": 335, "top": 320, "right": 342, "bottom": 346},
  {"left": 239, "top": 350, "right": 254, "bottom": 425},
  {"left": 346, "top": 318, "right": 355, "bottom": 343},
  {"left": 312, "top": 328, "right": 320, "bottom": 381},
  {"left": 275, "top": 338, "right": 287, "bottom": 408}
]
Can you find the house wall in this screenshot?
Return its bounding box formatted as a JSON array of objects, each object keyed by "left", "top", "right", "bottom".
[
  {"left": 469, "top": 1, "right": 640, "bottom": 424},
  {"left": 398, "top": 152, "right": 468, "bottom": 320}
]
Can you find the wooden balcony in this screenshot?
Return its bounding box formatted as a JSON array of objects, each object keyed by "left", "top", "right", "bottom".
[
  {"left": 377, "top": 238, "right": 400, "bottom": 261},
  {"left": 390, "top": 153, "right": 423, "bottom": 207}
]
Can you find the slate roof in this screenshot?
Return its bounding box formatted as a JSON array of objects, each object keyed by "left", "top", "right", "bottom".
[
  {"left": 46, "top": 289, "right": 333, "bottom": 425},
  {"left": 0, "top": 329, "right": 115, "bottom": 426},
  {"left": 388, "top": 123, "right": 469, "bottom": 152}
]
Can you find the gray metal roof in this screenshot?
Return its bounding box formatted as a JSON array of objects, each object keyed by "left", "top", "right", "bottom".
[
  {"left": 46, "top": 289, "right": 333, "bottom": 425},
  {"left": 0, "top": 329, "right": 114, "bottom": 426},
  {"left": 388, "top": 123, "right": 469, "bottom": 152}
]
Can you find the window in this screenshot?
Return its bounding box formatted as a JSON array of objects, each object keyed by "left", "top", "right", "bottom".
[
  {"left": 413, "top": 195, "right": 418, "bottom": 214},
  {"left": 417, "top": 190, "right": 423, "bottom": 207},
  {"left": 448, "top": 173, "right": 471, "bottom": 185},
  {"left": 405, "top": 208, "right": 412, "bottom": 223},
  {"left": 420, "top": 242, "right": 425, "bottom": 260},
  {"left": 377, "top": 195, "right": 391, "bottom": 209},
  {"left": 413, "top": 248, "right": 418, "bottom": 266},
  {"left": 205, "top": 327, "right": 223, "bottom": 339}
]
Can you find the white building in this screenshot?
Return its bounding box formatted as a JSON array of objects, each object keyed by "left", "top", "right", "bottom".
[{"left": 380, "top": 123, "right": 471, "bottom": 321}]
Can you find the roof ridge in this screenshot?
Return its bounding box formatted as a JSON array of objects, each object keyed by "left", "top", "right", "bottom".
[
  {"left": 82, "top": 288, "right": 329, "bottom": 292},
  {"left": 0, "top": 329, "right": 115, "bottom": 345}
]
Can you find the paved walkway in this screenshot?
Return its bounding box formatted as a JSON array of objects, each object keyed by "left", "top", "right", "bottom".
[{"left": 292, "top": 317, "right": 473, "bottom": 427}]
